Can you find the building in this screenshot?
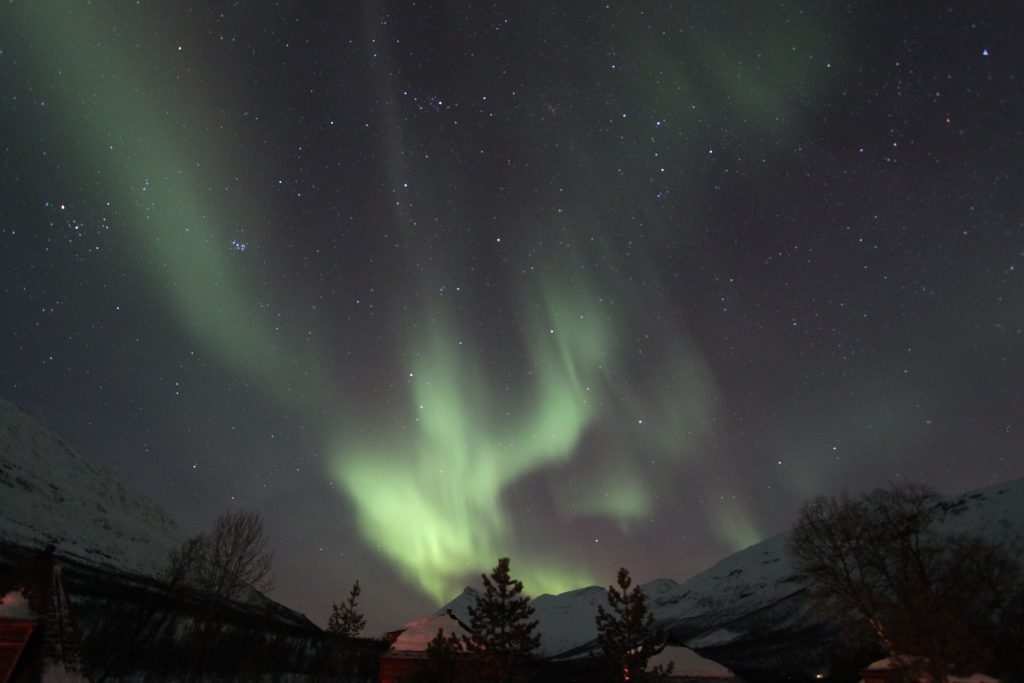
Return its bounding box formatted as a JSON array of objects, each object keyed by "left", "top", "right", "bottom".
[{"left": 0, "top": 547, "right": 89, "bottom": 682}]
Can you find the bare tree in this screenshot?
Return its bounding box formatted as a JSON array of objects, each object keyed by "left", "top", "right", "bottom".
[
  {"left": 93, "top": 536, "right": 209, "bottom": 681},
  {"left": 172, "top": 509, "right": 275, "bottom": 676},
  {"left": 789, "top": 482, "right": 1021, "bottom": 680},
  {"left": 165, "top": 535, "right": 207, "bottom": 588},
  {"left": 189, "top": 509, "right": 274, "bottom": 602}
]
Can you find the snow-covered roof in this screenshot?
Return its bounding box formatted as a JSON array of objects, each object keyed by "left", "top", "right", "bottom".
[
  {"left": 390, "top": 613, "right": 468, "bottom": 653},
  {"left": 862, "top": 658, "right": 999, "bottom": 683},
  {"left": 0, "top": 590, "right": 37, "bottom": 620},
  {"left": 648, "top": 645, "right": 736, "bottom": 678}
]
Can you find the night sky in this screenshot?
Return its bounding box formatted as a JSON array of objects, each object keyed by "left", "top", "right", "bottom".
[{"left": 2, "top": 2, "right": 1022, "bottom": 632}]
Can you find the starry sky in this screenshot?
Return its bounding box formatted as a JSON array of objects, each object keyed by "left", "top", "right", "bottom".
[{"left": 1, "top": 1, "right": 1022, "bottom": 633}]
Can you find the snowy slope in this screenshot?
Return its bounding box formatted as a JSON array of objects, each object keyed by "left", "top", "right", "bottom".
[
  {"left": 0, "top": 399, "right": 182, "bottom": 577},
  {"left": 431, "top": 476, "right": 1024, "bottom": 670},
  {"left": 440, "top": 584, "right": 612, "bottom": 658},
  {"left": 665, "top": 477, "right": 1024, "bottom": 645},
  {"left": 435, "top": 535, "right": 801, "bottom": 660}
]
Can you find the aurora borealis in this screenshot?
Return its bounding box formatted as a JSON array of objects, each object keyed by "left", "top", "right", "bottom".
[{"left": 1, "top": 2, "right": 1022, "bottom": 631}]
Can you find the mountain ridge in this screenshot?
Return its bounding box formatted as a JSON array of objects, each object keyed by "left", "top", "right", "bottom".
[{"left": 431, "top": 476, "right": 1024, "bottom": 679}]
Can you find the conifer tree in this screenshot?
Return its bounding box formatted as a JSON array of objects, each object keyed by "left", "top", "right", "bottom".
[
  {"left": 323, "top": 581, "right": 367, "bottom": 677},
  {"left": 328, "top": 580, "right": 367, "bottom": 638},
  {"left": 596, "top": 568, "right": 671, "bottom": 682},
  {"left": 423, "top": 627, "right": 464, "bottom": 682},
  {"left": 464, "top": 557, "right": 540, "bottom": 681}
]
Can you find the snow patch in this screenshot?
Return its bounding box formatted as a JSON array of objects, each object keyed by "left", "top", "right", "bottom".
[
  {"left": 41, "top": 662, "right": 88, "bottom": 683},
  {"left": 0, "top": 590, "right": 36, "bottom": 619},
  {"left": 862, "top": 658, "right": 1000, "bottom": 683},
  {"left": 686, "top": 628, "right": 743, "bottom": 649}
]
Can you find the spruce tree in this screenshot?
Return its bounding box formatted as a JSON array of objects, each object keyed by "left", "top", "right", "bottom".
[
  {"left": 464, "top": 557, "right": 540, "bottom": 681},
  {"left": 323, "top": 581, "right": 366, "bottom": 676},
  {"left": 328, "top": 580, "right": 366, "bottom": 638},
  {"left": 424, "top": 627, "right": 464, "bottom": 682},
  {"left": 596, "top": 568, "right": 671, "bottom": 682}
]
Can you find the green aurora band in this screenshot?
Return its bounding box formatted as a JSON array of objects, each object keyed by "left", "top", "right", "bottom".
[
  {"left": 13, "top": 1, "right": 837, "bottom": 603},
  {"left": 331, "top": 271, "right": 720, "bottom": 600},
  {"left": 12, "top": 3, "right": 330, "bottom": 412}
]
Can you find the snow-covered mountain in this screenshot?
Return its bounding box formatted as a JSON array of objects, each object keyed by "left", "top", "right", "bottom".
[
  {"left": 435, "top": 477, "right": 1024, "bottom": 679},
  {"left": 0, "top": 398, "right": 182, "bottom": 577}
]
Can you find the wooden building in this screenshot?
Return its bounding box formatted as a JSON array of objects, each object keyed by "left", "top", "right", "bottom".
[{"left": 0, "top": 548, "right": 89, "bottom": 682}]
